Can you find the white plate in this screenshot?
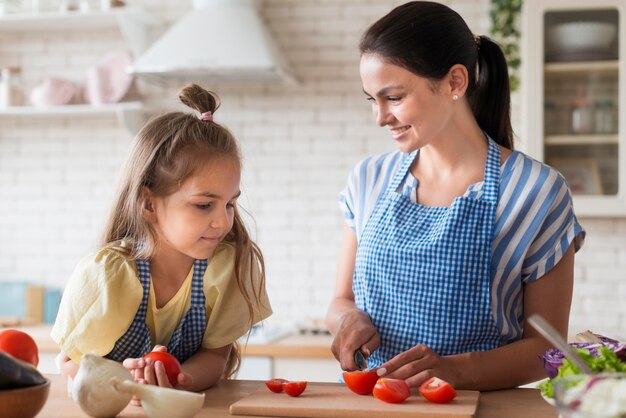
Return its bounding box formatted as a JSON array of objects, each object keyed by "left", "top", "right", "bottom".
[{"left": 547, "top": 21, "right": 616, "bottom": 53}]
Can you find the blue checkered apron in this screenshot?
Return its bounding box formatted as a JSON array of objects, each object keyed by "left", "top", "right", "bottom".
[
  {"left": 354, "top": 139, "right": 503, "bottom": 368},
  {"left": 106, "top": 258, "right": 208, "bottom": 363}
]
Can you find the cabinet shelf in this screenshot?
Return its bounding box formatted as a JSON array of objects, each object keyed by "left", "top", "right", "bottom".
[
  {"left": 545, "top": 134, "right": 619, "bottom": 145},
  {"left": 0, "top": 8, "right": 157, "bottom": 132},
  {"left": 545, "top": 60, "right": 619, "bottom": 74}
]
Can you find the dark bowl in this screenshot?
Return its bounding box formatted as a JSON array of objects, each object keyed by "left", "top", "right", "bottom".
[{"left": 0, "top": 379, "right": 50, "bottom": 418}]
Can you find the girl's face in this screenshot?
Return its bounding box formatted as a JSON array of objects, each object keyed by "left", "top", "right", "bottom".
[
  {"left": 360, "top": 53, "right": 453, "bottom": 153},
  {"left": 150, "top": 156, "right": 240, "bottom": 261}
]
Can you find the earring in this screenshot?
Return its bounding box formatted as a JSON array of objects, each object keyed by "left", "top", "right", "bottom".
[{"left": 452, "top": 94, "right": 459, "bottom": 101}]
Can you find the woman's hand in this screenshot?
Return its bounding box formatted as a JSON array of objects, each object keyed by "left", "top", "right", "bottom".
[
  {"left": 331, "top": 309, "right": 380, "bottom": 371},
  {"left": 380, "top": 344, "right": 460, "bottom": 388}
]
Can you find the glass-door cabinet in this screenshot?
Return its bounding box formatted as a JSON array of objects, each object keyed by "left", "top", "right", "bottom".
[{"left": 522, "top": 0, "right": 625, "bottom": 216}]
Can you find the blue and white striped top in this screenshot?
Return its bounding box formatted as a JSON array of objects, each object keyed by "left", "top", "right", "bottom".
[{"left": 339, "top": 149, "right": 585, "bottom": 344}]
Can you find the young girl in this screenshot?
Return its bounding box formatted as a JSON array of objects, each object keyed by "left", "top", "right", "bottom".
[
  {"left": 52, "top": 84, "right": 272, "bottom": 391},
  {"left": 326, "top": 1, "right": 585, "bottom": 391}
]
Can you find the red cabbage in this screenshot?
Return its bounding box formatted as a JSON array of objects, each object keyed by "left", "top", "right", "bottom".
[{"left": 539, "top": 342, "right": 626, "bottom": 379}]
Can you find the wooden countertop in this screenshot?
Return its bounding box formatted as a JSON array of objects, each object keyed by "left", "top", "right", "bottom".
[
  {"left": 241, "top": 333, "right": 334, "bottom": 359},
  {"left": 37, "top": 374, "right": 558, "bottom": 418}
]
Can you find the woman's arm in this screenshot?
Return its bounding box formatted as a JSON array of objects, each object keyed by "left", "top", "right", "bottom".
[
  {"left": 326, "top": 225, "right": 380, "bottom": 371},
  {"left": 382, "top": 244, "right": 576, "bottom": 390}
]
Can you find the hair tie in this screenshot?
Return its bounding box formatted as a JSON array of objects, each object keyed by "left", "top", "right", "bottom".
[
  {"left": 200, "top": 111, "right": 213, "bottom": 122},
  {"left": 474, "top": 34, "right": 481, "bottom": 51}
]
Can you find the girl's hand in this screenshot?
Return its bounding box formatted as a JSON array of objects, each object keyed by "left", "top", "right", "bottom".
[
  {"left": 122, "top": 345, "right": 192, "bottom": 405},
  {"left": 330, "top": 309, "right": 380, "bottom": 371},
  {"left": 122, "top": 345, "right": 168, "bottom": 382},
  {"left": 142, "top": 354, "right": 193, "bottom": 389},
  {"left": 380, "top": 344, "right": 460, "bottom": 388}
]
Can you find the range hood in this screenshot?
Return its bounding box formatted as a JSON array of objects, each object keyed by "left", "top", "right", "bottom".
[{"left": 128, "top": 0, "right": 296, "bottom": 83}]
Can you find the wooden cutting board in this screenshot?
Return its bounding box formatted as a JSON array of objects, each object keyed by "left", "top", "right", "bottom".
[{"left": 229, "top": 382, "right": 480, "bottom": 418}]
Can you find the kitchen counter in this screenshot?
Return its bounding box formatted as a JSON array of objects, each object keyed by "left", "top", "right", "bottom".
[
  {"left": 11, "top": 325, "right": 334, "bottom": 359},
  {"left": 38, "top": 374, "right": 557, "bottom": 418},
  {"left": 8, "top": 325, "right": 337, "bottom": 379}
]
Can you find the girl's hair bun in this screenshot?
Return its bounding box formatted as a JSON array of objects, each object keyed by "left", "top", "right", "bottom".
[{"left": 178, "top": 83, "right": 220, "bottom": 115}]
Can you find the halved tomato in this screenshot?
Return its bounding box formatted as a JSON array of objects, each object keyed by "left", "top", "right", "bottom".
[
  {"left": 282, "top": 381, "right": 307, "bottom": 397},
  {"left": 265, "top": 378, "right": 288, "bottom": 393},
  {"left": 343, "top": 369, "right": 379, "bottom": 395},
  {"left": 372, "top": 378, "right": 410, "bottom": 403},
  {"left": 418, "top": 377, "right": 457, "bottom": 404}
]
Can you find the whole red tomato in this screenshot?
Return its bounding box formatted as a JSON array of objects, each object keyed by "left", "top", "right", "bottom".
[
  {"left": 372, "top": 378, "right": 410, "bottom": 403},
  {"left": 143, "top": 351, "right": 181, "bottom": 385},
  {"left": 0, "top": 329, "right": 39, "bottom": 366},
  {"left": 418, "top": 377, "right": 457, "bottom": 404},
  {"left": 282, "top": 381, "right": 307, "bottom": 397},
  {"left": 265, "top": 378, "right": 288, "bottom": 393},
  {"left": 343, "top": 369, "right": 380, "bottom": 395}
]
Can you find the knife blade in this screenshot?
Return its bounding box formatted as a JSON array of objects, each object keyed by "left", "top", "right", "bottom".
[{"left": 354, "top": 349, "right": 368, "bottom": 371}]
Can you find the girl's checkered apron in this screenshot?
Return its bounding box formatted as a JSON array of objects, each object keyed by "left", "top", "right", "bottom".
[
  {"left": 354, "top": 138, "right": 503, "bottom": 368},
  {"left": 106, "top": 258, "right": 208, "bottom": 363}
]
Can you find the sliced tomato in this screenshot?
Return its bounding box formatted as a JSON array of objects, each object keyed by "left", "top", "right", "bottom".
[
  {"left": 143, "top": 351, "right": 181, "bottom": 385},
  {"left": 282, "top": 380, "right": 307, "bottom": 397},
  {"left": 372, "top": 378, "right": 410, "bottom": 403},
  {"left": 418, "top": 377, "right": 457, "bottom": 404},
  {"left": 265, "top": 378, "right": 288, "bottom": 393},
  {"left": 343, "top": 369, "right": 380, "bottom": 395}
]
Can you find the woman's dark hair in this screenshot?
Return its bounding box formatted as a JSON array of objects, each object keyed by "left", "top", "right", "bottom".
[{"left": 360, "top": 1, "right": 513, "bottom": 149}]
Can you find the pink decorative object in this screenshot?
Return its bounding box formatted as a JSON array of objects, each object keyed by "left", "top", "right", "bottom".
[
  {"left": 85, "top": 51, "right": 134, "bottom": 105},
  {"left": 29, "top": 78, "right": 82, "bottom": 107}
]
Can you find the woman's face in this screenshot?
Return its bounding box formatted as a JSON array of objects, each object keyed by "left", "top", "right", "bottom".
[
  {"left": 150, "top": 156, "right": 240, "bottom": 261},
  {"left": 360, "top": 53, "right": 453, "bottom": 153}
]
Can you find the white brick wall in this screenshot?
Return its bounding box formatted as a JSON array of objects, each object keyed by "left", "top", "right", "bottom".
[{"left": 1, "top": 0, "right": 624, "bottom": 340}]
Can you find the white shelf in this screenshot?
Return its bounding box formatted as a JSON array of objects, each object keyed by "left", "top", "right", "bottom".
[
  {"left": 545, "top": 134, "right": 619, "bottom": 145},
  {"left": 0, "top": 7, "right": 159, "bottom": 132},
  {"left": 0, "top": 7, "right": 158, "bottom": 32},
  {"left": 545, "top": 60, "right": 619, "bottom": 74},
  {"left": 0, "top": 7, "right": 159, "bottom": 57},
  {"left": 0, "top": 102, "right": 142, "bottom": 116},
  {"left": 0, "top": 102, "right": 146, "bottom": 132}
]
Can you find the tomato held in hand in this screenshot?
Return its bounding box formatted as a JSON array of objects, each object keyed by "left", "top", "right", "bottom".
[
  {"left": 343, "top": 369, "right": 380, "bottom": 395},
  {"left": 265, "top": 378, "right": 288, "bottom": 393},
  {"left": 0, "top": 329, "right": 39, "bottom": 366},
  {"left": 372, "top": 378, "right": 410, "bottom": 403},
  {"left": 282, "top": 381, "right": 307, "bottom": 397},
  {"left": 418, "top": 377, "right": 457, "bottom": 404},
  {"left": 143, "top": 351, "right": 181, "bottom": 385}
]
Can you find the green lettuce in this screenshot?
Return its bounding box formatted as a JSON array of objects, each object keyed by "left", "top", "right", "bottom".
[{"left": 538, "top": 347, "right": 626, "bottom": 398}]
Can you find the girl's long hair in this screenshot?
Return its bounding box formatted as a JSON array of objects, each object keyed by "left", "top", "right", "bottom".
[
  {"left": 101, "top": 83, "right": 266, "bottom": 378},
  {"left": 359, "top": 1, "right": 513, "bottom": 149}
]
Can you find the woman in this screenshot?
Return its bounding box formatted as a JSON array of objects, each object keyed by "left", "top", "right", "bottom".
[{"left": 326, "top": 1, "right": 585, "bottom": 391}]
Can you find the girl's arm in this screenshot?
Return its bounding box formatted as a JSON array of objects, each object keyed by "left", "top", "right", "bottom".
[
  {"left": 56, "top": 349, "right": 79, "bottom": 378},
  {"left": 179, "top": 345, "right": 232, "bottom": 391},
  {"left": 326, "top": 225, "right": 380, "bottom": 371},
  {"left": 382, "top": 244, "right": 576, "bottom": 390}
]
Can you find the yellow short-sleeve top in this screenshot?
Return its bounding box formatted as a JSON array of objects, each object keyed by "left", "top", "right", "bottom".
[{"left": 51, "top": 243, "right": 272, "bottom": 363}]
